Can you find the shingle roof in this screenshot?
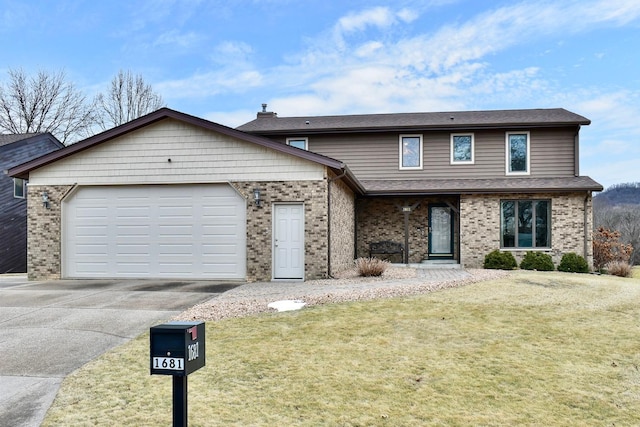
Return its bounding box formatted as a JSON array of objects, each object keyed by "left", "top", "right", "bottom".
[
  {"left": 360, "top": 176, "right": 603, "bottom": 195},
  {"left": 0, "top": 133, "right": 43, "bottom": 148},
  {"left": 237, "top": 108, "right": 590, "bottom": 134}
]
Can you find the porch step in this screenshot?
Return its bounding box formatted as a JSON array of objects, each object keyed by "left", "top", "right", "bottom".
[
  {"left": 393, "top": 261, "right": 461, "bottom": 270},
  {"left": 418, "top": 260, "right": 461, "bottom": 269}
]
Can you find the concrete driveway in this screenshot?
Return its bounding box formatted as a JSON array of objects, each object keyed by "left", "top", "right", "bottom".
[{"left": 0, "top": 274, "right": 238, "bottom": 427}]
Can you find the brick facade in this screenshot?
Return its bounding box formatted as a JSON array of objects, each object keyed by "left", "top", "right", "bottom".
[
  {"left": 26, "top": 176, "right": 351, "bottom": 282},
  {"left": 460, "top": 192, "right": 594, "bottom": 269},
  {"left": 231, "top": 179, "right": 332, "bottom": 282},
  {"left": 328, "top": 173, "right": 356, "bottom": 275},
  {"left": 356, "top": 196, "right": 459, "bottom": 263},
  {"left": 26, "top": 185, "right": 73, "bottom": 280}
]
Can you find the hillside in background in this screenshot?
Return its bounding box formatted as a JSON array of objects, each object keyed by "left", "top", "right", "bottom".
[{"left": 593, "top": 182, "right": 640, "bottom": 207}]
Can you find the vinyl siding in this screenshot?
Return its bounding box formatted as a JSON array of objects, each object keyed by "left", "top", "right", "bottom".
[
  {"left": 28, "top": 119, "right": 325, "bottom": 185},
  {"left": 277, "top": 127, "right": 577, "bottom": 180}
]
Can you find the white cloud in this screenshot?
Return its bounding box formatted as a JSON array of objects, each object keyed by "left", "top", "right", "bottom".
[
  {"left": 157, "top": 70, "right": 263, "bottom": 98},
  {"left": 153, "top": 30, "right": 202, "bottom": 48},
  {"left": 259, "top": 0, "right": 640, "bottom": 118},
  {"left": 203, "top": 109, "right": 256, "bottom": 128},
  {"left": 336, "top": 7, "right": 397, "bottom": 34}
]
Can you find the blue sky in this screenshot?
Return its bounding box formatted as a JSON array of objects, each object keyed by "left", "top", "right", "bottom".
[{"left": 1, "top": 0, "right": 639, "bottom": 189}]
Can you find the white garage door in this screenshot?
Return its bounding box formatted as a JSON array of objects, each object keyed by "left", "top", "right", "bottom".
[{"left": 63, "top": 184, "right": 246, "bottom": 279}]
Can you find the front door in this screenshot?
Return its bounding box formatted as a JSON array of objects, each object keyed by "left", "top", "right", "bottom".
[
  {"left": 273, "top": 203, "right": 305, "bottom": 279},
  {"left": 428, "top": 205, "right": 453, "bottom": 259}
]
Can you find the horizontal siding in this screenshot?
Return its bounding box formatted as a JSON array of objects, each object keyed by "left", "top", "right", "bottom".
[
  {"left": 29, "top": 119, "right": 325, "bottom": 185},
  {"left": 296, "top": 127, "right": 577, "bottom": 180}
]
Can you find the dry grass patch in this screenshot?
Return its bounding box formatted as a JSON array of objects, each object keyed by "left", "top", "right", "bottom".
[{"left": 44, "top": 271, "right": 640, "bottom": 426}]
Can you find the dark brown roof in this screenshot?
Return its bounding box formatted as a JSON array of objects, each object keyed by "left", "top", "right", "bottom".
[
  {"left": 237, "top": 108, "right": 590, "bottom": 134},
  {"left": 8, "top": 108, "right": 364, "bottom": 193},
  {"left": 360, "top": 176, "right": 603, "bottom": 195}
]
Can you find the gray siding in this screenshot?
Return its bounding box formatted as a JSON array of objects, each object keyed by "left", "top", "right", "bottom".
[{"left": 277, "top": 127, "right": 577, "bottom": 180}]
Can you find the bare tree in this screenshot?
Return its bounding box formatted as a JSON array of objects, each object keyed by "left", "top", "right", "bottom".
[
  {"left": 0, "top": 68, "right": 95, "bottom": 144},
  {"left": 94, "top": 70, "right": 165, "bottom": 130}
]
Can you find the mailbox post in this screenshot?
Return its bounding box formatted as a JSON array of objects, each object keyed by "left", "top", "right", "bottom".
[{"left": 150, "top": 321, "right": 205, "bottom": 427}]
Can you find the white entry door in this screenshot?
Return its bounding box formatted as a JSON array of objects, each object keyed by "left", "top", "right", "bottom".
[{"left": 273, "top": 203, "right": 304, "bottom": 279}]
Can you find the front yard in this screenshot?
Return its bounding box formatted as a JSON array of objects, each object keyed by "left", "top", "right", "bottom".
[{"left": 44, "top": 270, "right": 640, "bottom": 426}]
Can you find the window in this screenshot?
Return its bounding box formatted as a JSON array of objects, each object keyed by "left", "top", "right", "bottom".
[
  {"left": 506, "top": 131, "right": 530, "bottom": 175},
  {"left": 501, "top": 200, "right": 550, "bottom": 248},
  {"left": 287, "top": 137, "right": 308, "bottom": 150},
  {"left": 451, "top": 133, "right": 474, "bottom": 164},
  {"left": 13, "top": 178, "right": 26, "bottom": 199},
  {"left": 399, "top": 135, "right": 423, "bottom": 170}
]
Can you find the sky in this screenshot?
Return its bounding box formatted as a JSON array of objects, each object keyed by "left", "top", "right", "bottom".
[{"left": 1, "top": 0, "right": 639, "bottom": 189}]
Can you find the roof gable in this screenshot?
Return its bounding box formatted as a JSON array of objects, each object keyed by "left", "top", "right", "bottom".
[{"left": 8, "top": 108, "right": 355, "bottom": 184}]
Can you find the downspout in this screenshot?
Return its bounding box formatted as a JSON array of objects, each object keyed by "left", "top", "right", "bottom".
[
  {"left": 327, "top": 167, "right": 348, "bottom": 278},
  {"left": 584, "top": 191, "right": 590, "bottom": 266}
]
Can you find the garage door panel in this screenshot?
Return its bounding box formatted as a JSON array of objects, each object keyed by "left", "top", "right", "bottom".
[{"left": 63, "top": 184, "right": 246, "bottom": 279}]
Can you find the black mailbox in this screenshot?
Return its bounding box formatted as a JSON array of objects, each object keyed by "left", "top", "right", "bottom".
[{"left": 150, "top": 321, "right": 205, "bottom": 376}]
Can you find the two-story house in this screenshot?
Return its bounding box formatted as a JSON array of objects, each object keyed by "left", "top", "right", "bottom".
[
  {"left": 9, "top": 107, "right": 601, "bottom": 282},
  {"left": 237, "top": 106, "right": 603, "bottom": 270},
  {"left": 1, "top": 133, "right": 64, "bottom": 273}
]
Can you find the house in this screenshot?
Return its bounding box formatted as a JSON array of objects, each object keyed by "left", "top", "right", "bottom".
[
  {"left": 8, "top": 109, "right": 361, "bottom": 281},
  {"left": 237, "top": 106, "right": 603, "bottom": 270},
  {"left": 8, "top": 107, "right": 602, "bottom": 282},
  {"left": 1, "top": 133, "right": 64, "bottom": 273}
]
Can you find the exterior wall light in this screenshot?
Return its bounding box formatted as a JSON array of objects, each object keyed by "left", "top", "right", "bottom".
[
  {"left": 42, "top": 191, "right": 50, "bottom": 209},
  {"left": 253, "top": 188, "right": 262, "bottom": 207}
]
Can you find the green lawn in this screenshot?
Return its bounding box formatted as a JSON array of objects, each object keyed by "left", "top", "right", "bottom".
[{"left": 43, "top": 270, "right": 640, "bottom": 426}]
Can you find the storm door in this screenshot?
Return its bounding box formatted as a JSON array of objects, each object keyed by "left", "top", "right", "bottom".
[{"left": 428, "top": 205, "right": 453, "bottom": 258}]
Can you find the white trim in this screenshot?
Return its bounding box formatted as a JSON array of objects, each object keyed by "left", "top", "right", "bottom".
[
  {"left": 286, "top": 137, "right": 308, "bottom": 150},
  {"left": 450, "top": 133, "right": 475, "bottom": 165},
  {"left": 505, "top": 131, "right": 530, "bottom": 175},
  {"left": 399, "top": 134, "right": 423, "bottom": 170}
]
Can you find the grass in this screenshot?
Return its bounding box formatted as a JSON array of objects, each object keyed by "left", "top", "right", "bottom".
[{"left": 43, "top": 270, "right": 640, "bottom": 426}]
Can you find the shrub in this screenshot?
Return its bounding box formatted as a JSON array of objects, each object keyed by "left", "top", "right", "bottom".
[
  {"left": 605, "top": 261, "right": 632, "bottom": 278},
  {"left": 355, "top": 257, "right": 390, "bottom": 277},
  {"left": 593, "top": 227, "right": 633, "bottom": 271},
  {"left": 483, "top": 250, "right": 517, "bottom": 270},
  {"left": 519, "top": 251, "right": 554, "bottom": 271},
  {"left": 557, "top": 252, "right": 589, "bottom": 273}
]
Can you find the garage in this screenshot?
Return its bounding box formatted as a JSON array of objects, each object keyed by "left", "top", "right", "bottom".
[{"left": 62, "top": 184, "right": 246, "bottom": 279}]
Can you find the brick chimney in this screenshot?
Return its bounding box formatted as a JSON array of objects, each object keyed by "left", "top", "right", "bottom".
[{"left": 257, "top": 103, "right": 277, "bottom": 118}]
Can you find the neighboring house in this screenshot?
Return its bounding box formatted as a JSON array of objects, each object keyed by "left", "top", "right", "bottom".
[
  {"left": 238, "top": 106, "right": 603, "bottom": 270},
  {"left": 1, "top": 133, "right": 64, "bottom": 273},
  {"left": 9, "top": 107, "right": 602, "bottom": 282}
]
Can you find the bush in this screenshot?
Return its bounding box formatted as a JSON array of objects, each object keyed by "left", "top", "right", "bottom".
[
  {"left": 355, "top": 257, "right": 390, "bottom": 277},
  {"left": 593, "top": 227, "right": 633, "bottom": 271},
  {"left": 557, "top": 252, "right": 589, "bottom": 273},
  {"left": 605, "top": 261, "right": 632, "bottom": 278},
  {"left": 483, "top": 250, "right": 517, "bottom": 270},
  {"left": 520, "top": 252, "right": 554, "bottom": 271}
]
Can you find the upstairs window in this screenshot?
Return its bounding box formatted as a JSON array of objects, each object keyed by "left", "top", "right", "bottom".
[
  {"left": 506, "top": 131, "right": 530, "bottom": 175},
  {"left": 287, "top": 137, "right": 308, "bottom": 150},
  {"left": 14, "top": 178, "right": 26, "bottom": 199},
  {"left": 501, "top": 199, "right": 550, "bottom": 248},
  {"left": 451, "top": 133, "right": 474, "bottom": 164},
  {"left": 399, "top": 135, "right": 423, "bottom": 170}
]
